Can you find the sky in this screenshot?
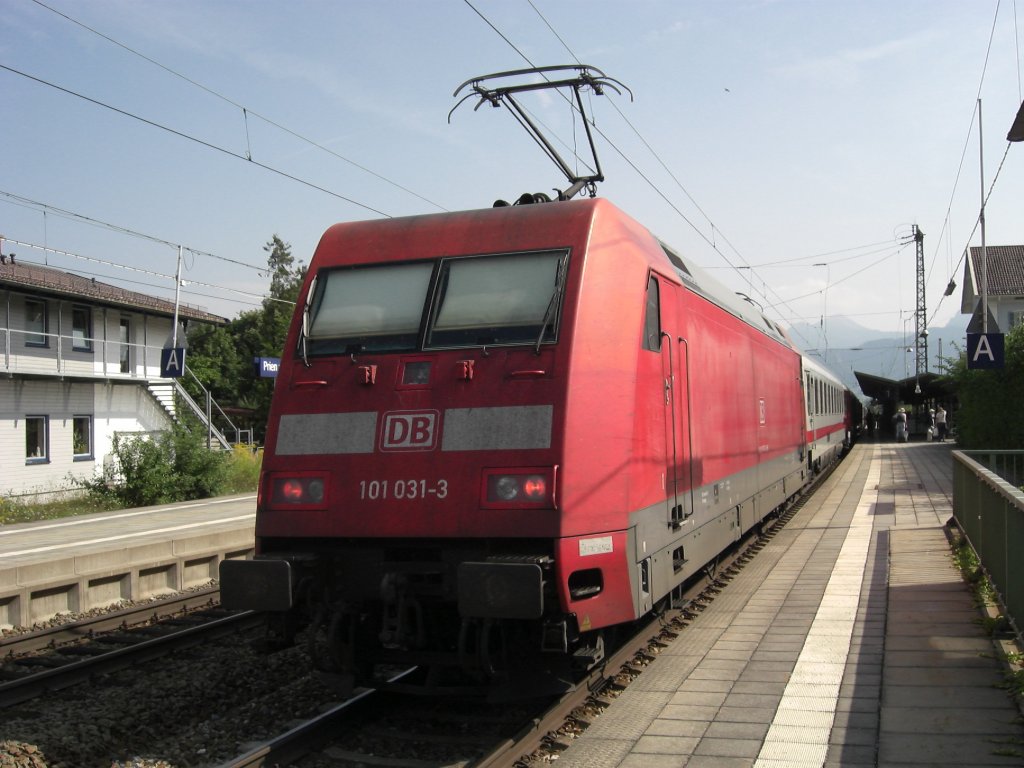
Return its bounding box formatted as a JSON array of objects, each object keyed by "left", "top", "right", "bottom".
[{"left": 2, "top": 0, "right": 1023, "bottom": 376}]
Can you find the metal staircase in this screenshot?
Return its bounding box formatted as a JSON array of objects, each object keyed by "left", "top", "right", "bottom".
[{"left": 147, "top": 369, "right": 243, "bottom": 451}]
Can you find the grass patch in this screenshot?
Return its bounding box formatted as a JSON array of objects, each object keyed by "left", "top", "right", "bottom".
[
  {"left": 1, "top": 446, "right": 261, "bottom": 526},
  {"left": 950, "top": 528, "right": 1024, "bottom": 703},
  {"left": 0, "top": 492, "right": 119, "bottom": 526},
  {"left": 951, "top": 534, "right": 998, "bottom": 607}
]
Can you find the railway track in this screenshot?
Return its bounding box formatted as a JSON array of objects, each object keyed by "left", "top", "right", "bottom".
[
  {"left": 0, "top": 587, "right": 262, "bottom": 708},
  {"left": 211, "top": 459, "right": 842, "bottom": 768},
  {"left": 0, "top": 460, "right": 843, "bottom": 767},
  {"left": 2, "top": 585, "right": 223, "bottom": 655}
]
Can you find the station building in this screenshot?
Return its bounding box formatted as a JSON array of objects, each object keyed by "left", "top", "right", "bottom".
[
  {"left": 961, "top": 244, "right": 1024, "bottom": 333},
  {"left": 0, "top": 252, "right": 226, "bottom": 501},
  {"left": 855, "top": 243, "right": 1023, "bottom": 435}
]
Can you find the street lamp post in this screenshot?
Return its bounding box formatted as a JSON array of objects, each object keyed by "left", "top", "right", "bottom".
[
  {"left": 979, "top": 99, "right": 988, "bottom": 334},
  {"left": 1008, "top": 100, "right": 1024, "bottom": 142}
]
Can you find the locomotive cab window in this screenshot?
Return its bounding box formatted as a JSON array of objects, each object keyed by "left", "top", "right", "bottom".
[
  {"left": 306, "top": 262, "right": 434, "bottom": 354},
  {"left": 426, "top": 250, "right": 566, "bottom": 349},
  {"left": 303, "top": 250, "right": 567, "bottom": 356}
]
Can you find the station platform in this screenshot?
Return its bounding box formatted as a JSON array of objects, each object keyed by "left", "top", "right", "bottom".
[
  {"left": 0, "top": 494, "right": 256, "bottom": 629},
  {"left": 556, "top": 441, "right": 1024, "bottom": 768}
]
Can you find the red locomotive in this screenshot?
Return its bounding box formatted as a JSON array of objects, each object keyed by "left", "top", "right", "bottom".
[
  {"left": 221, "top": 196, "right": 854, "bottom": 693},
  {"left": 220, "top": 66, "right": 855, "bottom": 695}
]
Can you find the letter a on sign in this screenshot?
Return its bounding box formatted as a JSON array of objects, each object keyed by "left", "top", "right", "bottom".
[
  {"left": 966, "top": 333, "right": 1004, "bottom": 370},
  {"left": 160, "top": 347, "right": 187, "bottom": 378}
]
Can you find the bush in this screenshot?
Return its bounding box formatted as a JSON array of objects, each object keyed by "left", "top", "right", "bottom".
[
  {"left": 86, "top": 423, "right": 228, "bottom": 508},
  {"left": 947, "top": 323, "right": 1024, "bottom": 449},
  {"left": 222, "top": 445, "right": 263, "bottom": 494}
]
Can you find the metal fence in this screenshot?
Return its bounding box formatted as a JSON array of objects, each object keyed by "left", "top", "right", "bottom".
[{"left": 952, "top": 450, "right": 1024, "bottom": 639}]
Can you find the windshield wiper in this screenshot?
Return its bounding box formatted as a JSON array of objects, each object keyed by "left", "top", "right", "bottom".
[
  {"left": 534, "top": 255, "right": 568, "bottom": 355},
  {"left": 299, "top": 274, "right": 317, "bottom": 367}
]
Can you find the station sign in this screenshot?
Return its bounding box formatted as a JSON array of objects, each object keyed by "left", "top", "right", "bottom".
[
  {"left": 966, "top": 332, "right": 1004, "bottom": 370},
  {"left": 255, "top": 357, "right": 281, "bottom": 378},
  {"left": 160, "top": 347, "right": 186, "bottom": 378}
]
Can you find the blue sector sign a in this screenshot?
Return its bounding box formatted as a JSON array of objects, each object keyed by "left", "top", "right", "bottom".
[
  {"left": 160, "top": 347, "right": 186, "bottom": 378},
  {"left": 966, "top": 332, "right": 1004, "bottom": 369}
]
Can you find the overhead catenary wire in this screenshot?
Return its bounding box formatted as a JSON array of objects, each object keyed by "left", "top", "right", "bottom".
[
  {"left": 0, "top": 190, "right": 268, "bottom": 275},
  {"left": 4, "top": 239, "right": 295, "bottom": 307},
  {"left": 500, "top": 1, "right": 821, "bottom": 349},
  {"left": 28, "top": 0, "right": 447, "bottom": 214},
  {"left": 512, "top": 0, "right": 843, "bottom": 351},
  {"left": 4, "top": 253, "right": 267, "bottom": 311},
  {"left": 516, "top": 0, "right": 1020, "bottom": 349},
  {"left": 925, "top": 0, "right": 1017, "bottom": 325},
  {"left": 0, "top": 63, "right": 392, "bottom": 219},
  {"left": 705, "top": 240, "right": 905, "bottom": 270}
]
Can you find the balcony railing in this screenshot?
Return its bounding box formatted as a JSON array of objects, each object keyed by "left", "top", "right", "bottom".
[{"left": 2, "top": 325, "right": 165, "bottom": 379}]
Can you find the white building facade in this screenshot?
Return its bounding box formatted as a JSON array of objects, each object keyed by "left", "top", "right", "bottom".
[
  {"left": 961, "top": 245, "right": 1024, "bottom": 333},
  {"left": 1, "top": 257, "right": 226, "bottom": 500}
]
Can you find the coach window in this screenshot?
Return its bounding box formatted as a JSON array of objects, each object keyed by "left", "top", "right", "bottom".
[
  {"left": 72, "top": 306, "right": 93, "bottom": 351},
  {"left": 642, "top": 276, "right": 662, "bottom": 352},
  {"left": 26, "top": 415, "right": 49, "bottom": 464},
  {"left": 73, "top": 415, "right": 93, "bottom": 460},
  {"left": 25, "top": 299, "right": 48, "bottom": 347}
]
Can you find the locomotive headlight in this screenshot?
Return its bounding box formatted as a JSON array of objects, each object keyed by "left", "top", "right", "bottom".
[
  {"left": 483, "top": 468, "right": 555, "bottom": 508},
  {"left": 266, "top": 472, "right": 329, "bottom": 510},
  {"left": 494, "top": 476, "right": 520, "bottom": 501},
  {"left": 306, "top": 478, "right": 325, "bottom": 503}
]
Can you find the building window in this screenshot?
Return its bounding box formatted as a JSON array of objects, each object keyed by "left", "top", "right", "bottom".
[
  {"left": 73, "top": 415, "right": 93, "bottom": 460},
  {"left": 119, "top": 317, "right": 131, "bottom": 373},
  {"left": 1010, "top": 310, "right": 1024, "bottom": 330},
  {"left": 25, "top": 415, "right": 49, "bottom": 463},
  {"left": 72, "top": 305, "right": 93, "bottom": 351},
  {"left": 25, "top": 299, "right": 48, "bottom": 347}
]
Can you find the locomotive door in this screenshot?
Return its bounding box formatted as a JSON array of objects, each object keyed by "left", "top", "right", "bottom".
[
  {"left": 647, "top": 274, "right": 691, "bottom": 530},
  {"left": 664, "top": 331, "right": 693, "bottom": 530}
]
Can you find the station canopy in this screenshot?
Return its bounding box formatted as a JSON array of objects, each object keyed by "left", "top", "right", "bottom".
[{"left": 854, "top": 370, "right": 951, "bottom": 405}]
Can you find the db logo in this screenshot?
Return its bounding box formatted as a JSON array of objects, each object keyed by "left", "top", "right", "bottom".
[{"left": 381, "top": 410, "right": 439, "bottom": 451}]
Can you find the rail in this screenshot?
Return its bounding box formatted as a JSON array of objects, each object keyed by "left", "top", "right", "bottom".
[{"left": 952, "top": 449, "right": 1024, "bottom": 642}]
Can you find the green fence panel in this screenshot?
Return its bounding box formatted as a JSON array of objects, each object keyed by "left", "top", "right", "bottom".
[
  {"left": 953, "top": 450, "right": 1024, "bottom": 639},
  {"left": 1007, "top": 496, "right": 1024, "bottom": 629}
]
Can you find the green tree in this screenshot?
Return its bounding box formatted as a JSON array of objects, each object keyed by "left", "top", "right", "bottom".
[
  {"left": 947, "top": 323, "right": 1024, "bottom": 448},
  {"left": 258, "top": 234, "right": 306, "bottom": 365},
  {"left": 185, "top": 235, "right": 306, "bottom": 443}
]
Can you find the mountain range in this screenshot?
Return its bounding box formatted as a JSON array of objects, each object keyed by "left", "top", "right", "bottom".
[{"left": 785, "top": 314, "right": 969, "bottom": 399}]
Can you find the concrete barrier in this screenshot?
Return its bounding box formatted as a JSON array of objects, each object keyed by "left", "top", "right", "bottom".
[{"left": 0, "top": 525, "right": 254, "bottom": 629}]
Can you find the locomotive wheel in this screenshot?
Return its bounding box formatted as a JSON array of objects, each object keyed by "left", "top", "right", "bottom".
[{"left": 258, "top": 611, "right": 300, "bottom": 652}]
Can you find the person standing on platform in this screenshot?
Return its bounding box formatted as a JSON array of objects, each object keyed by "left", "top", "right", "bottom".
[
  {"left": 935, "top": 406, "right": 948, "bottom": 442},
  {"left": 894, "top": 408, "right": 908, "bottom": 442}
]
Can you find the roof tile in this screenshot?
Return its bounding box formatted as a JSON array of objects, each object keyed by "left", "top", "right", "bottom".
[{"left": 0, "top": 259, "right": 227, "bottom": 324}]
